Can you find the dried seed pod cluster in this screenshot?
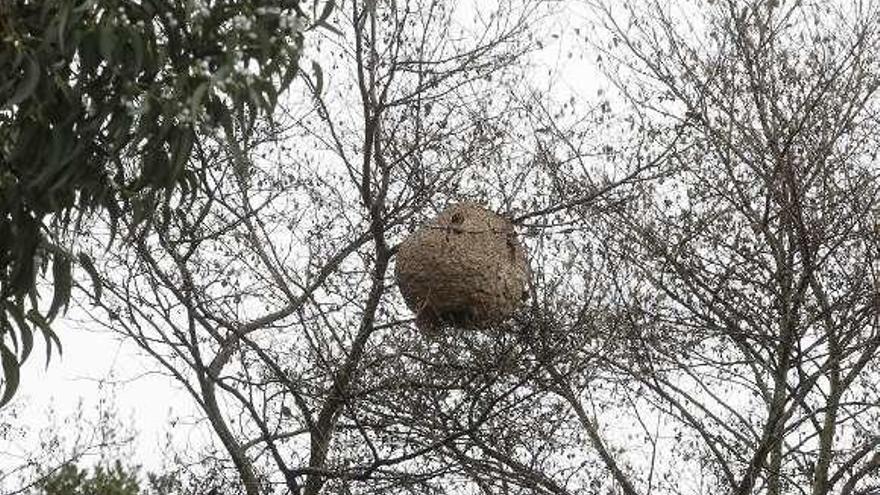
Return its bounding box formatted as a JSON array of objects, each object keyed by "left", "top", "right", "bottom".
[{"left": 395, "top": 202, "right": 530, "bottom": 332}]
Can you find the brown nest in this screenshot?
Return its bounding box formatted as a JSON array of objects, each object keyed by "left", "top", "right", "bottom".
[{"left": 395, "top": 202, "right": 530, "bottom": 332}]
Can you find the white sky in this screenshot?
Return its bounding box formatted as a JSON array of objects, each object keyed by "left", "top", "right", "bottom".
[{"left": 6, "top": 307, "right": 196, "bottom": 475}]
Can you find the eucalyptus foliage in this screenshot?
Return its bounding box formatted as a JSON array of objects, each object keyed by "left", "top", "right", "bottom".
[{"left": 0, "top": 0, "right": 335, "bottom": 406}]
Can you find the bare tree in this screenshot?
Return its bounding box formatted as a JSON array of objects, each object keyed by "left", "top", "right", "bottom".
[
  {"left": 485, "top": 1, "right": 880, "bottom": 494},
  {"left": 347, "top": 2, "right": 880, "bottom": 495},
  {"left": 70, "top": 1, "right": 631, "bottom": 493},
  {"left": 60, "top": 1, "right": 880, "bottom": 495}
]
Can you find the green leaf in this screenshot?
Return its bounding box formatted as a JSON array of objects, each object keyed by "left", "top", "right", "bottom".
[
  {"left": 140, "top": 145, "right": 171, "bottom": 189},
  {"left": 129, "top": 29, "right": 145, "bottom": 74},
  {"left": 261, "top": 78, "right": 278, "bottom": 109},
  {"left": 4, "top": 304, "right": 33, "bottom": 365},
  {"left": 317, "top": 0, "right": 336, "bottom": 24},
  {"left": 27, "top": 310, "right": 62, "bottom": 367},
  {"left": 6, "top": 318, "right": 18, "bottom": 354},
  {"left": 170, "top": 129, "right": 194, "bottom": 180},
  {"left": 36, "top": 128, "right": 77, "bottom": 193},
  {"left": 77, "top": 252, "right": 102, "bottom": 302},
  {"left": 47, "top": 254, "right": 72, "bottom": 320},
  {"left": 205, "top": 95, "right": 230, "bottom": 128},
  {"left": 249, "top": 79, "right": 276, "bottom": 114},
  {"left": 0, "top": 342, "right": 21, "bottom": 407},
  {"left": 9, "top": 222, "right": 39, "bottom": 297},
  {"left": 4, "top": 55, "right": 40, "bottom": 109},
  {"left": 190, "top": 82, "right": 210, "bottom": 118},
  {"left": 279, "top": 46, "right": 301, "bottom": 91},
  {"left": 311, "top": 60, "right": 324, "bottom": 96},
  {"left": 80, "top": 31, "right": 100, "bottom": 73},
  {"left": 247, "top": 84, "right": 270, "bottom": 116},
  {"left": 18, "top": 322, "right": 34, "bottom": 366},
  {"left": 55, "top": 2, "right": 72, "bottom": 52},
  {"left": 99, "top": 25, "right": 117, "bottom": 61},
  {"left": 316, "top": 20, "right": 343, "bottom": 36}
]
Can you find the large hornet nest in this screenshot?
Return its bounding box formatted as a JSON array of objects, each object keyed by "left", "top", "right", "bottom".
[{"left": 395, "top": 202, "right": 530, "bottom": 332}]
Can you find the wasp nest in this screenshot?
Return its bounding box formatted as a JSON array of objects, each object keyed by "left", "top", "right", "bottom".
[{"left": 395, "top": 202, "right": 530, "bottom": 331}]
